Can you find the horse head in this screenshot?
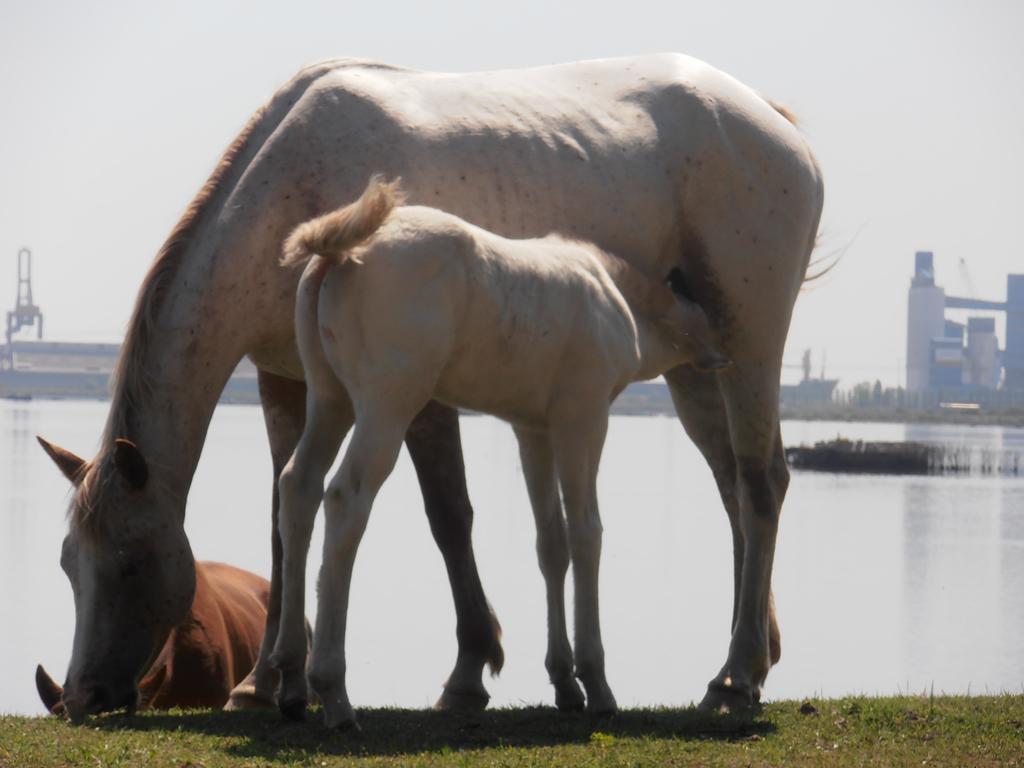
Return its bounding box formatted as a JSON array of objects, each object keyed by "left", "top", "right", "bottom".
[
  {"left": 661, "top": 268, "right": 732, "bottom": 372},
  {"left": 37, "top": 435, "right": 196, "bottom": 723}
]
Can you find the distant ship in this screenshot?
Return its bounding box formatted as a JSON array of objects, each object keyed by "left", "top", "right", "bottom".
[{"left": 1, "top": 248, "right": 258, "bottom": 403}]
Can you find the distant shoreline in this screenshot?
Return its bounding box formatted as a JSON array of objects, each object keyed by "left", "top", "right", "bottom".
[
  {"left": 4, "top": 385, "right": 1023, "bottom": 428},
  {"left": 778, "top": 404, "right": 1024, "bottom": 428}
]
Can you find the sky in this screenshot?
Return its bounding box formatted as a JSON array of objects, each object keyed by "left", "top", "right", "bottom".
[{"left": 2, "top": 0, "right": 1022, "bottom": 388}]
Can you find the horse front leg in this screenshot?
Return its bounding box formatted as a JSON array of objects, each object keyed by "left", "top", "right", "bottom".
[
  {"left": 227, "top": 369, "right": 307, "bottom": 710},
  {"left": 405, "top": 401, "right": 504, "bottom": 711}
]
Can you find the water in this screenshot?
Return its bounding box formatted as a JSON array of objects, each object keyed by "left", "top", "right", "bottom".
[{"left": 1, "top": 400, "right": 1023, "bottom": 715}]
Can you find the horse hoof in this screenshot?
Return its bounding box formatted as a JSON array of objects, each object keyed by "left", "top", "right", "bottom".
[
  {"left": 699, "top": 683, "right": 757, "bottom": 715},
  {"left": 225, "top": 684, "right": 276, "bottom": 711},
  {"left": 435, "top": 686, "right": 489, "bottom": 712},
  {"left": 333, "top": 718, "right": 362, "bottom": 734},
  {"left": 554, "top": 681, "right": 585, "bottom": 712},
  {"left": 278, "top": 698, "right": 308, "bottom": 722},
  {"left": 586, "top": 699, "right": 618, "bottom": 717}
]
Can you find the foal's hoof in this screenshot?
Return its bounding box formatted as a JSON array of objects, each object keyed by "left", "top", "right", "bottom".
[
  {"left": 435, "top": 685, "right": 490, "bottom": 712},
  {"left": 278, "top": 698, "right": 308, "bottom": 722},
  {"left": 322, "top": 702, "right": 359, "bottom": 731},
  {"left": 225, "top": 682, "right": 276, "bottom": 711}
]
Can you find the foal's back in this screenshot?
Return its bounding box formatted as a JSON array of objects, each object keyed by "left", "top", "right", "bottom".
[{"left": 311, "top": 205, "right": 641, "bottom": 425}]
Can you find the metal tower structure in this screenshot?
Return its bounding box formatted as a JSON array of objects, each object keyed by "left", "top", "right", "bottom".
[{"left": 6, "top": 247, "right": 43, "bottom": 348}]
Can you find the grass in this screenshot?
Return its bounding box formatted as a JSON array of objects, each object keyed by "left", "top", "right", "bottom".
[{"left": 1, "top": 696, "right": 1022, "bottom": 767}]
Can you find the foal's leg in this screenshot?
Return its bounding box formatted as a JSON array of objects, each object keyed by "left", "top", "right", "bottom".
[
  {"left": 550, "top": 408, "right": 617, "bottom": 715},
  {"left": 664, "top": 365, "right": 782, "bottom": 666},
  {"left": 228, "top": 370, "right": 308, "bottom": 710},
  {"left": 269, "top": 387, "right": 354, "bottom": 720},
  {"left": 406, "top": 402, "right": 503, "bottom": 711},
  {"left": 308, "top": 405, "right": 423, "bottom": 729},
  {"left": 513, "top": 426, "right": 585, "bottom": 711}
]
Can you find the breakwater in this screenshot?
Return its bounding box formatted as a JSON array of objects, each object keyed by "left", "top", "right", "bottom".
[{"left": 786, "top": 438, "right": 1022, "bottom": 476}]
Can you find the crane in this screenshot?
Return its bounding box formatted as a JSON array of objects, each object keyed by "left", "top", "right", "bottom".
[{"left": 5, "top": 247, "right": 44, "bottom": 349}]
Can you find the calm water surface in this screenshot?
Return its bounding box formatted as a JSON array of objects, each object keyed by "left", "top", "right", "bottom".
[{"left": 1, "top": 400, "right": 1022, "bottom": 715}]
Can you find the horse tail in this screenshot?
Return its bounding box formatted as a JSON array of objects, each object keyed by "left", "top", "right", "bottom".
[
  {"left": 281, "top": 175, "right": 404, "bottom": 268},
  {"left": 767, "top": 99, "right": 798, "bottom": 126}
]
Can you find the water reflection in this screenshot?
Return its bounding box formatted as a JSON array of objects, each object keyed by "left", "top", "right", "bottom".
[
  {"left": 1, "top": 404, "right": 1023, "bottom": 715},
  {"left": 999, "top": 486, "right": 1024, "bottom": 684}
]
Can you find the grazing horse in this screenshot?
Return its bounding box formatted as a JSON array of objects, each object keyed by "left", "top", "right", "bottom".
[
  {"left": 35, "top": 557, "right": 270, "bottom": 715},
  {"left": 35, "top": 54, "right": 823, "bottom": 722},
  {"left": 269, "top": 178, "right": 731, "bottom": 727}
]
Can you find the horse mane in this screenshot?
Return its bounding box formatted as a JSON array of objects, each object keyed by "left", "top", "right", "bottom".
[
  {"left": 71, "top": 58, "right": 404, "bottom": 529},
  {"left": 105, "top": 104, "right": 269, "bottom": 444},
  {"left": 73, "top": 103, "right": 278, "bottom": 528}
]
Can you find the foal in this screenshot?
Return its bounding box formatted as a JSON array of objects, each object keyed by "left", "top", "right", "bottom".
[{"left": 270, "top": 177, "right": 729, "bottom": 729}]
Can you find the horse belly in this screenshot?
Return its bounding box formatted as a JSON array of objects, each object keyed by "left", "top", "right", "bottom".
[{"left": 434, "top": 341, "right": 561, "bottom": 427}]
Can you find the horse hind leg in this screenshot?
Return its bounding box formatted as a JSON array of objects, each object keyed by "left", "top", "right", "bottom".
[
  {"left": 307, "top": 404, "right": 420, "bottom": 729},
  {"left": 699, "top": 360, "right": 788, "bottom": 713},
  {"left": 550, "top": 408, "right": 617, "bottom": 715},
  {"left": 405, "top": 401, "right": 503, "bottom": 712},
  {"left": 269, "top": 384, "right": 354, "bottom": 721},
  {"left": 664, "top": 366, "right": 782, "bottom": 666},
  {"left": 514, "top": 425, "right": 585, "bottom": 712}
]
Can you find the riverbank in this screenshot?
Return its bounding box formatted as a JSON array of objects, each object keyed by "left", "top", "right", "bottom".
[
  {"left": 780, "top": 404, "right": 1024, "bottom": 427},
  {"left": 2, "top": 696, "right": 1021, "bottom": 767}
]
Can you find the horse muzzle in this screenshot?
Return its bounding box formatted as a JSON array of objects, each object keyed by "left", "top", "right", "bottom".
[{"left": 61, "top": 680, "right": 140, "bottom": 724}]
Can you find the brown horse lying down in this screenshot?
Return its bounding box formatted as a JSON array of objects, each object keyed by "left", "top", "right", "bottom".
[{"left": 36, "top": 561, "right": 271, "bottom": 715}]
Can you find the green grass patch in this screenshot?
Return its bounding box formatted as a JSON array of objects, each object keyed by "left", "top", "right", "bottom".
[{"left": 2, "top": 696, "right": 1022, "bottom": 767}]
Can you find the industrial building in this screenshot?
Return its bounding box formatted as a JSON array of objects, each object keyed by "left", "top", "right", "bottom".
[{"left": 906, "top": 251, "right": 1024, "bottom": 394}]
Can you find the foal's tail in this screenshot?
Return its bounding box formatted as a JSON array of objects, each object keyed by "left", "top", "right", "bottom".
[{"left": 281, "top": 175, "right": 404, "bottom": 268}]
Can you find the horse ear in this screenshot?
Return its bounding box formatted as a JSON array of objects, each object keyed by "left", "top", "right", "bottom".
[
  {"left": 138, "top": 663, "right": 167, "bottom": 709},
  {"left": 36, "top": 436, "right": 86, "bottom": 486},
  {"left": 113, "top": 438, "right": 149, "bottom": 490},
  {"left": 35, "top": 664, "right": 64, "bottom": 714}
]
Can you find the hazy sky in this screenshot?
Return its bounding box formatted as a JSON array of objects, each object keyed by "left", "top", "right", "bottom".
[{"left": 2, "top": 0, "right": 1022, "bottom": 388}]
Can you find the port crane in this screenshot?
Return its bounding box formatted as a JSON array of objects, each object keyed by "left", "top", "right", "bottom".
[{"left": 5, "top": 248, "right": 43, "bottom": 357}]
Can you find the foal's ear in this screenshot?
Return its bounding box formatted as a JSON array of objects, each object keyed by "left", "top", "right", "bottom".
[
  {"left": 113, "top": 438, "right": 149, "bottom": 491},
  {"left": 36, "top": 436, "right": 87, "bottom": 486}
]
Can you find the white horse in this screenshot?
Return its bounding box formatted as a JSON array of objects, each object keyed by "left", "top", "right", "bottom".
[
  {"left": 269, "top": 178, "right": 731, "bottom": 728},
  {"left": 36, "top": 54, "right": 822, "bottom": 723}
]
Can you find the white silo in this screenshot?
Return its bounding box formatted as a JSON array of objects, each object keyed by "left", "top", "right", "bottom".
[
  {"left": 964, "top": 317, "right": 999, "bottom": 388},
  {"left": 906, "top": 251, "right": 946, "bottom": 392}
]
